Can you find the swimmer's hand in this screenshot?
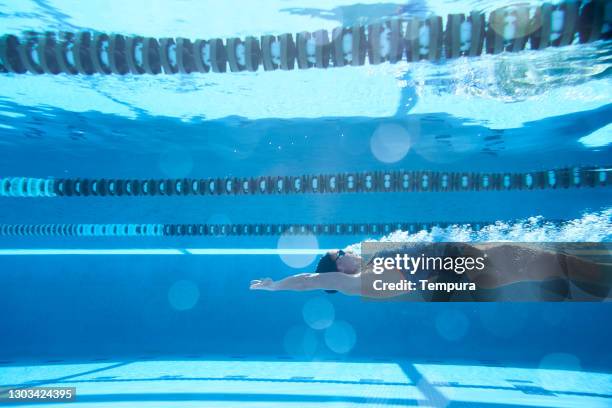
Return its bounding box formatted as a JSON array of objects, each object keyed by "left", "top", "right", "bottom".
[{"left": 250, "top": 278, "right": 275, "bottom": 291}]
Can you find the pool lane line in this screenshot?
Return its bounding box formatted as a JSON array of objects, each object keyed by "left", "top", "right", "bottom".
[
  {"left": 1, "top": 166, "right": 609, "bottom": 198},
  {"left": 0, "top": 1, "right": 609, "bottom": 75},
  {"left": 0, "top": 219, "right": 567, "bottom": 237}
]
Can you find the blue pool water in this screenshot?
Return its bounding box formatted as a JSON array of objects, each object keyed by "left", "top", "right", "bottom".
[{"left": 1, "top": 0, "right": 612, "bottom": 407}]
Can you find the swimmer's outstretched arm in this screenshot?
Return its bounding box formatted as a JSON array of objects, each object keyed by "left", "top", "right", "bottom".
[{"left": 250, "top": 272, "right": 361, "bottom": 296}]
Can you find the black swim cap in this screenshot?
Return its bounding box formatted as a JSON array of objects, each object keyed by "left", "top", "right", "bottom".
[{"left": 316, "top": 253, "right": 338, "bottom": 294}]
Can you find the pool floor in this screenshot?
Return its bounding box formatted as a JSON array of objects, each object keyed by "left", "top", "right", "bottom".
[{"left": 1, "top": 357, "right": 610, "bottom": 407}]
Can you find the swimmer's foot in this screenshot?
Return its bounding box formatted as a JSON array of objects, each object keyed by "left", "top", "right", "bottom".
[{"left": 250, "top": 278, "right": 275, "bottom": 291}]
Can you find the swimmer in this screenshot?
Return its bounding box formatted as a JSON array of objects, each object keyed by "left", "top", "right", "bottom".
[
  {"left": 250, "top": 249, "right": 363, "bottom": 295},
  {"left": 250, "top": 243, "right": 611, "bottom": 300}
]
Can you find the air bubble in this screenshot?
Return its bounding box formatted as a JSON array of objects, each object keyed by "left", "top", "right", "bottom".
[
  {"left": 435, "top": 309, "right": 469, "bottom": 342},
  {"left": 370, "top": 123, "right": 412, "bottom": 163},
  {"left": 324, "top": 320, "right": 356, "bottom": 354},
  {"left": 277, "top": 233, "right": 319, "bottom": 268},
  {"left": 168, "top": 280, "right": 200, "bottom": 311},
  {"left": 302, "top": 297, "right": 335, "bottom": 330}
]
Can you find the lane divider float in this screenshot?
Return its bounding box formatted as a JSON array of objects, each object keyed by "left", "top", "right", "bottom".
[
  {"left": 0, "top": 166, "right": 609, "bottom": 198},
  {"left": 0, "top": 219, "right": 566, "bottom": 237},
  {"left": 1, "top": 0, "right": 610, "bottom": 75}
]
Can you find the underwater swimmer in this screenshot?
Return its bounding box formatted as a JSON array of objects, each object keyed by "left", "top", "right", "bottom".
[
  {"left": 250, "top": 249, "right": 363, "bottom": 295},
  {"left": 250, "top": 243, "right": 611, "bottom": 300}
]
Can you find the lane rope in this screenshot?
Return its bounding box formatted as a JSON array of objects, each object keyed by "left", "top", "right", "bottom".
[
  {"left": 0, "top": 166, "right": 609, "bottom": 198},
  {"left": 0, "top": 220, "right": 567, "bottom": 237},
  {"left": 1, "top": 0, "right": 610, "bottom": 75}
]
